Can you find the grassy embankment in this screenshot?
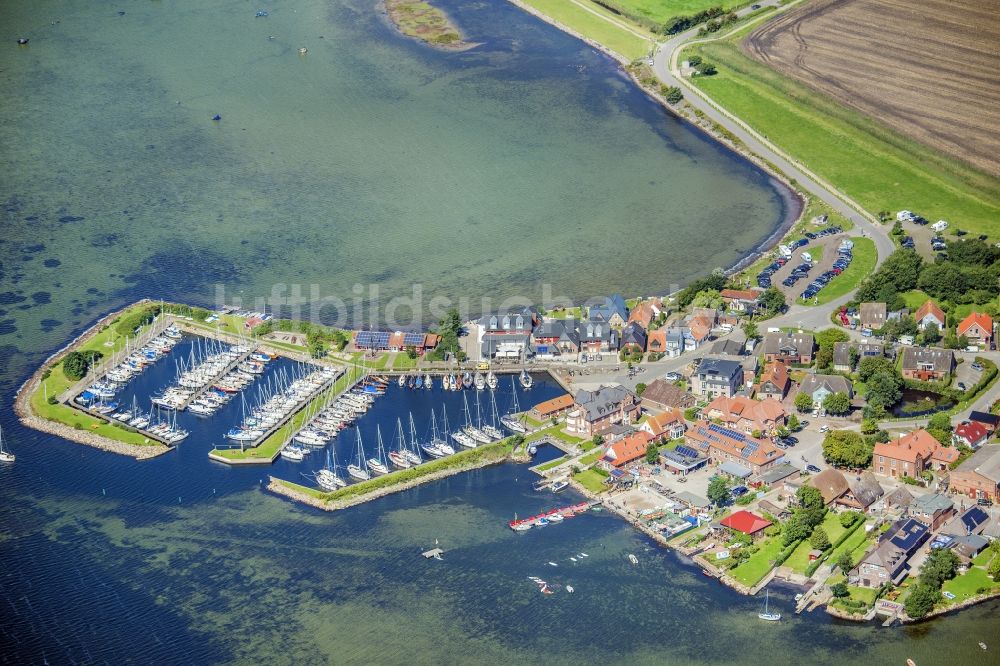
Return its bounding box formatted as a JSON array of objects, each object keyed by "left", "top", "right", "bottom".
[
  {"left": 28, "top": 303, "right": 164, "bottom": 447},
  {"left": 682, "top": 23, "right": 1000, "bottom": 236},
  {"left": 516, "top": 0, "right": 656, "bottom": 61},
  {"left": 610, "top": 0, "right": 743, "bottom": 25},
  {"left": 276, "top": 436, "right": 518, "bottom": 503}
]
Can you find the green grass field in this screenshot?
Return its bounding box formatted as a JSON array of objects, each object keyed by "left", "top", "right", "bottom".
[
  {"left": 607, "top": 0, "right": 742, "bottom": 25},
  {"left": 784, "top": 512, "right": 850, "bottom": 573},
  {"left": 391, "top": 353, "right": 418, "bottom": 371},
  {"left": 518, "top": 0, "right": 655, "bottom": 60},
  {"left": 28, "top": 303, "right": 167, "bottom": 448},
  {"left": 536, "top": 456, "right": 569, "bottom": 471},
  {"left": 728, "top": 534, "right": 784, "bottom": 586},
  {"left": 800, "top": 237, "right": 876, "bottom": 306},
  {"left": 573, "top": 467, "right": 609, "bottom": 492},
  {"left": 941, "top": 566, "right": 1000, "bottom": 605},
  {"left": 683, "top": 25, "right": 1000, "bottom": 236}
]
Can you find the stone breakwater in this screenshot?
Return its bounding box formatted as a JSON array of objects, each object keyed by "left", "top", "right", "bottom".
[
  {"left": 16, "top": 411, "right": 171, "bottom": 460},
  {"left": 13, "top": 298, "right": 171, "bottom": 461},
  {"left": 268, "top": 449, "right": 524, "bottom": 511}
]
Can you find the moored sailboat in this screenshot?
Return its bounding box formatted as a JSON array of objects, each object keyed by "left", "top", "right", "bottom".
[{"left": 347, "top": 427, "right": 372, "bottom": 481}]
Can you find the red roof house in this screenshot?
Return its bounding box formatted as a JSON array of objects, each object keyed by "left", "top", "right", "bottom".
[
  {"left": 954, "top": 421, "right": 989, "bottom": 449},
  {"left": 244, "top": 316, "right": 265, "bottom": 331},
  {"left": 599, "top": 432, "right": 651, "bottom": 471},
  {"left": 957, "top": 312, "right": 993, "bottom": 347},
  {"left": 720, "top": 510, "right": 772, "bottom": 541}
]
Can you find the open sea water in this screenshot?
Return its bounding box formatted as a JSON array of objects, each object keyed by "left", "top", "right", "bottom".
[{"left": 1, "top": 0, "right": 996, "bottom": 664}]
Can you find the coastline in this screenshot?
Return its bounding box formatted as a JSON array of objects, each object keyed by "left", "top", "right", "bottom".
[
  {"left": 13, "top": 299, "right": 173, "bottom": 461},
  {"left": 504, "top": 0, "right": 805, "bottom": 284}
]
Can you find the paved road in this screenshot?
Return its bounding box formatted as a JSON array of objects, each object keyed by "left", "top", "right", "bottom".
[{"left": 650, "top": 1, "right": 896, "bottom": 275}]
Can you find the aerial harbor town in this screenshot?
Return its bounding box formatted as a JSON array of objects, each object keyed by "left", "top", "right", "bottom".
[{"left": 3, "top": 0, "right": 998, "bottom": 663}]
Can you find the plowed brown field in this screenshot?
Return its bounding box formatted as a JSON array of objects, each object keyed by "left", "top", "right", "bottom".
[{"left": 745, "top": 0, "right": 1000, "bottom": 178}]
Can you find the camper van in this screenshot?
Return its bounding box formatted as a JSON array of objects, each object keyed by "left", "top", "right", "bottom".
[{"left": 932, "top": 220, "right": 949, "bottom": 232}]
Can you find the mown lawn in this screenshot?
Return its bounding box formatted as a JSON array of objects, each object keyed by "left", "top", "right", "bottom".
[
  {"left": 392, "top": 353, "right": 418, "bottom": 371},
  {"left": 573, "top": 467, "right": 609, "bottom": 493},
  {"left": 518, "top": 0, "right": 654, "bottom": 60},
  {"left": 536, "top": 456, "right": 568, "bottom": 471},
  {"left": 683, "top": 26, "right": 1000, "bottom": 236},
  {"left": 799, "top": 237, "right": 876, "bottom": 306},
  {"left": 828, "top": 525, "right": 872, "bottom": 570},
  {"left": 941, "top": 566, "right": 1000, "bottom": 604},
  {"left": 729, "top": 535, "right": 784, "bottom": 587},
  {"left": 784, "top": 512, "right": 851, "bottom": 573}
]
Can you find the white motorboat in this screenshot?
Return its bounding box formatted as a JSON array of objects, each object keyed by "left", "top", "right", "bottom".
[{"left": 281, "top": 447, "right": 305, "bottom": 461}]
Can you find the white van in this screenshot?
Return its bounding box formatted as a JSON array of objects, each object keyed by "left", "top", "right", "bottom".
[
  {"left": 897, "top": 210, "right": 914, "bottom": 222},
  {"left": 801, "top": 251, "right": 813, "bottom": 264},
  {"left": 932, "top": 220, "right": 949, "bottom": 232}
]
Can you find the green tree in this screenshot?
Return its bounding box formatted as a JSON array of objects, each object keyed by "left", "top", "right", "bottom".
[
  {"left": 904, "top": 583, "right": 940, "bottom": 620},
  {"left": 816, "top": 328, "right": 850, "bottom": 352},
  {"left": 797, "top": 485, "right": 824, "bottom": 513},
  {"left": 782, "top": 513, "right": 812, "bottom": 546},
  {"left": 920, "top": 548, "right": 960, "bottom": 588},
  {"left": 861, "top": 418, "right": 879, "bottom": 435},
  {"left": 919, "top": 322, "right": 942, "bottom": 345},
  {"left": 858, "top": 356, "right": 896, "bottom": 382},
  {"left": 857, "top": 249, "right": 923, "bottom": 304},
  {"left": 836, "top": 551, "right": 854, "bottom": 573},
  {"left": 688, "top": 55, "right": 702, "bottom": 67},
  {"left": 822, "top": 430, "right": 874, "bottom": 468},
  {"left": 691, "top": 289, "right": 723, "bottom": 309},
  {"left": 307, "top": 338, "right": 327, "bottom": 359},
  {"left": 405, "top": 345, "right": 418, "bottom": 360},
  {"left": 926, "top": 412, "right": 954, "bottom": 446},
  {"left": 988, "top": 553, "right": 1000, "bottom": 581},
  {"left": 645, "top": 440, "right": 659, "bottom": 464},
  {"left": 635, "top": 382, "right": 647, "bottom": 396},
  {"left": 707, "top": 476, "right": 731, "bottom": 506},
  {"left": 663, "top": 86, "right": 683, "bottom": 104},
  {"left": 794, "top": 391, "right": 815, "bottom": 413},
  {"left": 63, "top": 350, "right": 103, "bottom": 381},
  {"left": 787, "top": 413, "right": 800, "bottom": 431},
  {"left": 865, "top": 371, "right": 903, "bottom": 411},
  {"left": 592, "top": 434, "right": 605, "bottom": 449},
  {"left": 815, "top": 346, "right": 834, "bottom": 370},
  {"left": 810, "top": 526, "right": 831, "bottom": 551},
  {"left": 823, "top": 391, "right": 852, "bottom": 415},
  {"left": 840, "top": 511, "right": 860, "bottom": 528},
  {"left": 758, "top": 287, "right": 786, "bottom": 316},
  {"left": 742, "top": 321, "right": 759, "bottom": 342},
  {"left": 830, "top": 581, "right": 850, "bottom": 598}
]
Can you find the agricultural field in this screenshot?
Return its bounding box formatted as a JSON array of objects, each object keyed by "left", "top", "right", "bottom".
[
  {"left": 745, "top": 0, "right": 1000, "bottom": 179},
  {"left": 683, "top": 14, "right": 1000, "bottom": 236}
]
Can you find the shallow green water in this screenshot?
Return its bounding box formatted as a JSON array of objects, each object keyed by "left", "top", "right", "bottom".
[{"left": 0, "top": 0, "right": 789, "bottom": 379}]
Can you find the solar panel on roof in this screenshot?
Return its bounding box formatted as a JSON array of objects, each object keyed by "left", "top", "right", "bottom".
[
  {"left": 356, "top": 331, "right": 390, "bottom": 348},
  {"left": 676, "top": 445, "right": 701, "bottom": 459},
  {"left": 708, "top": 423, "right": 745, "bottom": 441},
  {"left": 403, "top": 332, "right": 424, "bottom": 346},
  {"left": 742, "top": 442, "right": 759, "bottom": 459}
]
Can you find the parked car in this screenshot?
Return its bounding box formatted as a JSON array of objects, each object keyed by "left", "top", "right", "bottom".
[
  {"left": 806, "top": 464, "right": 822, "bottom": 474},
  {"left": 971, "top": 362, "right": 984, "bottom": 371},
  {"left": 819, "top": 425, "right": 830, "bottom": 433},
  {"left": 730, "top": 486, "right": 749, "bottom": 497},
  {"left": 664, "top": 371, "right": 681, "bottom": 382}
]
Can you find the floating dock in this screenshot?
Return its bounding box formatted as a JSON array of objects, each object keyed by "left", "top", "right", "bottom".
[{"left": 508, "top": 501, "right": 598, "bottom": 530}]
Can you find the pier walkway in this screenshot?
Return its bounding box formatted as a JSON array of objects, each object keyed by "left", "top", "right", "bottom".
[
  {"left": 175, "top": 345, "right": 258, "bottom": 411},
  {"left": 248, "top": 368, "right": 344, "bottom": 449}
]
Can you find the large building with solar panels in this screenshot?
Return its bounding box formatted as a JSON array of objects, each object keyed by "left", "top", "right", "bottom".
[
  {"left": 684, "top": 421, "right": 785, "bottom": 475},
  {"left": 352, "top": 330, "right": 440, "bottom": 353}
]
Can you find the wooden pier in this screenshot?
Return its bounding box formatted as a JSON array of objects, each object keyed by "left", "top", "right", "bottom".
[{"left": 246, "top": 368, "right": 344, "bottom": 449}]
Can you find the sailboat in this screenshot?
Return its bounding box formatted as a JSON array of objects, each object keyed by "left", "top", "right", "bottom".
[
  {"left": 758, "top": 589, "right": 781, "bottom": 621},
  {"left": 404, "top": 413, "right": 423, "bottom": 465},
  {"left": 486, "top": 371, "right": 498, "bottom": 390},
  {"left": 0, "top": 425, "right": 15, "bottom": 463},
  {"left": 483, "top": 390, "right": 503, "bottom": 440},
  {"left": 452, "top": 395, "right": 478, "bottom": 449},
  {"left": 424, "top": 373, "right": 432, "bottom": 389},
  {"left": 347, "top": 428, "right": 372, "bottom": 481},
  {"left": 367, "top": 425, "right": 390, "bottom": 475},
  {"left": 474, "top": 372, "right": 486, "bottom": 391},
  {"left": 463, "top": 393, "right": 491, "bottom": 444},
  {"left": 437, "top": 406, "right": 456, "bottom": 454},
  {"left": 519, "top": 369, "right": 533, "bottom": 389},
  {"left": 501, "top": 376, "right": 527, "bottom": 433},
  {"left": 421, "top": 409, "right": 447, "bottom": 458},
  {"left": 388, "top": 418, "right": 412, "bottom": 469},
  {"left": 462, "top": 372, "right": 472, "bottom": 389},
  {"left": 316, "top": 448, "right": 346, "bottom": 490}
]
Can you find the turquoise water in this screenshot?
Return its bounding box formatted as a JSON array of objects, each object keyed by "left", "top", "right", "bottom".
[
  {"left": 1, "top": 0, "right": 790, "bottom": 377},
  {"left": 6, "top": 1, "right": 996, "bottom": 664}
]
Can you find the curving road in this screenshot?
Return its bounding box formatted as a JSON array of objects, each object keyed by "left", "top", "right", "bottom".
[{"left": 650, "top": 0, "right": 896, "bottom": 284}]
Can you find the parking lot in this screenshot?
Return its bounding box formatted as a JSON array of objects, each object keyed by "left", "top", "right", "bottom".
[{"left": 755, "top": 226, "right": 850, "bottom": 302}]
